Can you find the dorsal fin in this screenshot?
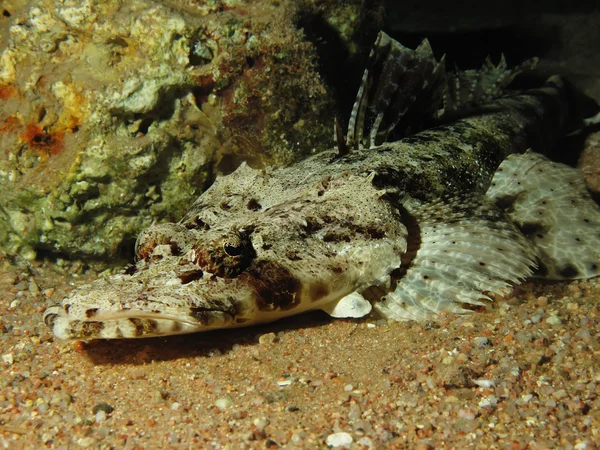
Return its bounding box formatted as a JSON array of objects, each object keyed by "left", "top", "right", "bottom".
[
  {"left": 344, "top": 32, "right": 538, "bottom": 152},
  {"left": 346, "top": 32, "right": 446, "bottom": 150},
  {"left": 443, "top": 56, "right": 538, "bottom": 114}
]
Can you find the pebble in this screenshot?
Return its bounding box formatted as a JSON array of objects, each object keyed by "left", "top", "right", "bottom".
[
  {"left": 357, "top": 437, "right": 373, "bottom": 447},
  {"left": 458, "top": 408, "right": 476, "bottom": 420},
  {"left": 95, "top": 410, "right": 107, "bottom": 423},
  {"left": 253, "top": 417, "right": 269, "bottom": 431},
  {"left": 215, "top": 397, "right": 233, "bottom": 410},
  {"left": 326, "top": 432, "right": 353, "bottom": 447},
  {"left": 2, "top": 353, "right": 14, "bottom": 365},
  {"left": 472, "top": 379, "right": 496, "bottom": 388},
  {"left": 546, "top": 315, "right": 562, "bottom": 325},
  {"left": 78, "top": 437, "right": 96, "bottom": 447},
  {"left": 473, "top": 337, "right": 490, "bottom": 347},
  {"left": 28, "top": 279, "right": 40, "bottom": 296},
  {"left": 291, "top": 431, "right": 308, "bottom": 445},
  {"left": 258, "top": 332, "right": 277, "bottom": 345},
  {"left": 478, "top": 395, "right": 498, "bottom": 407},
  {"left": 553, "top": 389, "right": 568, "bottom": 400},
  {"left": 92, "top": 403, "right": 114, "bottom": 414}
]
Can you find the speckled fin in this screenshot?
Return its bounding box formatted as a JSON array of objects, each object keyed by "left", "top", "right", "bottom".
[
  {"left": 486, "top": 150, "right": 600, "bottom": 279},
  {"left": 373, "top": 197, "right": 537, "bottom": 321},
  {"left": 346, "top": 31, "right": 446, "bottom": 149}
]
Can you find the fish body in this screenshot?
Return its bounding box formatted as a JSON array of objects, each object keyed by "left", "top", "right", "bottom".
[{"left": 43, "top": 33, "right": 600, "bottom": 340}]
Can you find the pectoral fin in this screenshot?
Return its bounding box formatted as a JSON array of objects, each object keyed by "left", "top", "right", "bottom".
[
  {"left": 374, "top": 196, "right": 537, "bottom": 321},
  {"left": 486, "top": 150, "right": 600, "bottom": 279}
]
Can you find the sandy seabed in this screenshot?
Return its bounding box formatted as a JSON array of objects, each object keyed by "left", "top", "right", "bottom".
[{"left": 0, "top": 260, "right": 598, "bottom": 449}]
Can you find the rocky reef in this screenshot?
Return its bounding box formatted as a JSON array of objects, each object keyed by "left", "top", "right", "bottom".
[{"left": 0, "top": 0, "right": 370, "bottom": 261}]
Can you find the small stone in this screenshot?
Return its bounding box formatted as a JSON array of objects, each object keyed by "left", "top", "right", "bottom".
[
  {"left": 553, "top": 389, "right": 568, "bottom": 400},
  {"left": 530, "top": 314, "right": 543, "bottom": 323},
  {"left": 2, "top": 353, "right": 14, "bottom": 365},
  {"left": 474, "top": 337, "right": 490, "bottom": 347},
  {"left": 344, "top": 384, "right": 353, "bottom": 392},
  {"left": 215, "top": 397, "right": 233, "bottom": 410},
  {"left": 28, "top": 279, "right": 40, "bottom": 295},
  {"left": 78, "top": 437, "right": 96, "bottom": 447},
  {"left": 326, "top": 432, "right": 353, "bottom": 447},
  {"left": 170, "top": 402, "right": 181, "bottom": 410},
  {"left": 458, "top": 408, "right": 476, "bottom": 420},
  {"left": 258, "top": 332, "right": 277, "bottom": 345},
  {"left": 478, "top": 395, "right": 498, "bottom": 407},
  {"left": 291, "top": 431, "right": 308, "bottom": 445},
  {"left": 92, "top": 403, "right": 114, "bottom": 414},
  {"left": 37, "top": 402, "right": 49, "bottom": 414},
  {"left": 472, "top": 379, "right": 496, "bottom": 388},
  {"left": 357, "top": 437, "right": 373, "bottom": 447},
  {"left": 546, "top": 315, "right": 562, "bottom": 325},
  {"left": 253, "top": 417, "right": 269, "bottom": 431},
  {"left": 95, "top": 410, "right": 107, "bottom": 423}
]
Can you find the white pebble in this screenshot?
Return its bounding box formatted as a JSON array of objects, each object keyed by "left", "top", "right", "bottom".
[
  {"left": 253, "top": 417, "right": 269, "bottom": 431},
  {"left": 215, "top": 397, "right": 233, "bottom": 410},
  {"left": 78, "top": 437, "right": 96, "bottom": 447},
  {"left": 326, "top": 432, "right": 353, "bottom": 447},
  {"left": 344, "top": 384, "right": 353, "bottom": 392},
  {"left": 2, "top": 353, "right": 14, "bottom": 365},
  {"left": 170, "top": 402, "right": 181, "bottom": 410},
  {"left": 357, "top": 437, "right": 373, "bottom": 447},
  {"left": 95, "top": 410, "right": 107, "bottom": 423},
  {"left": 546, "top": 315, "right": 562, "bottom": 325},
  {"left": 478, "top": 395, "right": 498, "bottom": 407},
  {"left": 472, "top": 379, "right": 496, "bottom": 388},
  {"left": 458, "top": 408, "right": 475, "bottom": 420}
]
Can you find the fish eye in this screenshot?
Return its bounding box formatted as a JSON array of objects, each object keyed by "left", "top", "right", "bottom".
[{"left": 223, "top": 241, "right": 244, "bottom": 257}]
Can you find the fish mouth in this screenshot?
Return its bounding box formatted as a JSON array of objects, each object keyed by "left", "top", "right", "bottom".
[{"left": 43, "top": 304, "right": 236, "bottom": 341}]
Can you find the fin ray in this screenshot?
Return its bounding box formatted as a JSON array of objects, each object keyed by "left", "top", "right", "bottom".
[
  {"left": 486, "top": 150, "right": 600, "bottom": 279},
  {"left": 374, "top": 197, "right": 536, "bottom": 321}
]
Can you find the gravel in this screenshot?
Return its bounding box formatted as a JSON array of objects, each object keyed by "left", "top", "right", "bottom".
[{"left": 0, "top": 260, "right": 599, "bottom": 449}]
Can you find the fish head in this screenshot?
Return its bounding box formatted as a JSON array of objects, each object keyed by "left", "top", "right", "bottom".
[{"left": 44, "top": 164, "right": 407, "bottom": 340}]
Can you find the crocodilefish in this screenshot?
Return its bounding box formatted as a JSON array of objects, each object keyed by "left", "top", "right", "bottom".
[{"left": 44, "top": 32, "right": 600, "bottom": 341}]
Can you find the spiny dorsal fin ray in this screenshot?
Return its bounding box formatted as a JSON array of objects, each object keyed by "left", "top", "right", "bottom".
[
  {"left": 345, "top": 32, "right": 538, "bottom": 152},
  {"left": 486, "top": 150, "right": 600, "bottom": 279},
  {"left": 443, "top": 55, "right": 538, "bottom": 114},
  {"left": 373, "top": 196, "right": 537, "bottom": 321},
  {"left": 346, "top": 32, "right": 446, "bottom": 150}
]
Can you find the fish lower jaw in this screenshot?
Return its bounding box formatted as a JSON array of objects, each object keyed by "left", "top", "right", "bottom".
[{"left": 43, "top": 306, "right": 235, "bottom": 340}]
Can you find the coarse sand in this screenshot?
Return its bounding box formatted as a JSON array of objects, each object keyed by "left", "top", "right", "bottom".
[{"left": 1, "top": 260, "right": 598, "bottom": 449}]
